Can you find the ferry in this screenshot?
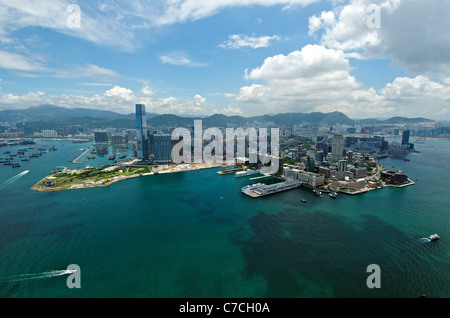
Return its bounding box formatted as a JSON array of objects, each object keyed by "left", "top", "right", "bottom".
[
  {"left": 235, "top": 169, "right": 260, "bottom": 178},
  {"left": 241, "top": 183, "right": 265, "bottom": 194},
  {"left": 428, "top": 234, "right": 440, "bottom": 241}
]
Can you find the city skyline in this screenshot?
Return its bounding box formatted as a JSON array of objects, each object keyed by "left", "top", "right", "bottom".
[{"left": 0, "top": 1, "right": 450, "bottom": 120}]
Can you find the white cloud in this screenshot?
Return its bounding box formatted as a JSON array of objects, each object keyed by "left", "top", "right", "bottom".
[
  {"left": 194, "top": 94, "right": 206, "bottom": 106},
  {"left": 308, "top": 0, "right": 450, "bottom": 75},
  {"left": 154, "top": 0, "right": 319, "bottom": 26},
  {"left": 0, "top": 85, "right": 208, "bottom": 115},
  {"left": 160, "top": 53, "right": 206, "bottom": 67},
  {"left": 0, "top": 50, "right": 48, "bottom": 72},
  {"left": 238, "top": 45, "right": 359, "bottom": 110},
  {"left": 219, "top": 34, "right": 281, "bottom": 49},
  {"left": 212, "top": 106, "right": 244, "bottom": 115},
  {"left": 236, "top": 43, "right": 450, "bottom": 119},
  {"left": 140, "top": 85, "right": 155, "bottom": 97}
]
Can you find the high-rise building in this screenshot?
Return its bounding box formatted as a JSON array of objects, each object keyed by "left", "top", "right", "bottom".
[
  {"left": 306, "top": 152, "right": 315, "bottom": 172},
  {"left": 347, "top": 150, "right": 354, "bottom": 165},
  {"left": 402, "top": 130, "right": 410, "bottom": 145},
  {"left": 153, "top": 134, "right": 172, "bottom": 164},
  {"left": 94, "top": 132, "right": 108, "bottom": 144},
  {"left": 338, "top": 159, "right": 347, "bottom": 172},
  {"left": 111, "top": 135, "right": 124, "bottom": 145},
  {"left": 136, "top": 104, "right": 149, "bottom": 161},
  {"left": 331, "top": 134, "right": 345, "bottom": 163}
]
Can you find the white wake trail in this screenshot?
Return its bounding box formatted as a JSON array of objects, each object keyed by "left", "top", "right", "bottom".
[
  {"left": 2, "top": 170, "right": 30, "bottom": 187},
  {"left": 2, "top": 270, "right": 76, "bottom": 283}
]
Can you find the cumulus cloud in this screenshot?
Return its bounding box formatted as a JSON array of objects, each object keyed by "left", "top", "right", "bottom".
[
  {"left": 0, "top": 85, "right": 208, "bottom": 115},
  {"left": 193, "top": 94, "right": 206, "bottom": 106},
  {"left": 238, "top": 44, "right": 359, "bottom": 110},
  {"left": 308, "top": 0, "right": 450, "bottom": 75},
  {"left": 237, "top": 43, "right": 450, "bottom": 119}
]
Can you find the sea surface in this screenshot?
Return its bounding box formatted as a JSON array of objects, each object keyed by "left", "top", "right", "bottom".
[{"left": 0, "top": 138, "right": 449, "bottom": 298}]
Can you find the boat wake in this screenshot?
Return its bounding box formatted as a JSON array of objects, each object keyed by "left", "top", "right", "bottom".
[
  {"left": 1, "top": 170, "right": 29, "bottom": 187},
  {"left": 419, "top": 237, "right": 431, "bottom": 243},
  {"left": 1, "top": 269, "right": 76, "bottom": 283}
]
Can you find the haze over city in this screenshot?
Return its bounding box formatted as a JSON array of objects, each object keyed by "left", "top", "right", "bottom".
[{"left": 0, "top": 0, "right": 449, "bottom": 120}]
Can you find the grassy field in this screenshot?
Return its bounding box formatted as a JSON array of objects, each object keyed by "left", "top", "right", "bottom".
[{"left": 33, "top": 165, "right": 152, "bottom": 191}]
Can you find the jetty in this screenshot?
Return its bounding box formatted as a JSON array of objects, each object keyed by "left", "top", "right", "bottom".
[
  {"left": 73, "top": 148, "right": 90, "bottom": 163},
  {"left": 243, "top": 180, "right": 304, "bottom": 198}
]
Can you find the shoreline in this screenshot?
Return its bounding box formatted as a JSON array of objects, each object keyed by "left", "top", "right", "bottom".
[{"left": 31, "top": 162, "right": 227, "bottom": 192}]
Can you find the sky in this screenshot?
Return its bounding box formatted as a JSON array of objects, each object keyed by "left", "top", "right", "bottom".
[{"left": 0, "top": 0, "right": 449, "bottom": 120}]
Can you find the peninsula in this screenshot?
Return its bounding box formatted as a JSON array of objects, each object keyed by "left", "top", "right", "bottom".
[{"left": 31, "top": 161, "right": 227, "bottom": 192}]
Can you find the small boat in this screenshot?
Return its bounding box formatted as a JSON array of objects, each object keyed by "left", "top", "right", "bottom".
[
  {"left": 12, "top": 163, "right": 20, "bottom": 168},
  {"left": 313, "top": 188, "right": 322, "bottom": 196},
  {"left": 21, "top": 158, "right": 30, "bottom": 161},
  {"left": 329, "top": 191, "right": 337, "bottom": 199},
  {"left": 428, "top": 234, "right": 440, "bottom": 241},
  {"left": 301, "top": 199, "right": 307, "bottom": 203}
]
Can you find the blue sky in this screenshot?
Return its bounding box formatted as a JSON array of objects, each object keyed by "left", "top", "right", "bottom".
[{"left": 0, "top": 0, "right": 449, "bottom": 120}]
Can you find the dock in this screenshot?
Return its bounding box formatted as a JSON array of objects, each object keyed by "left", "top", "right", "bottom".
[
  {"left": 73, "top": 147, "right": 91, "bottom": 163},
  {"left": 243, "top": 180, "right": 304, "bottom": 198}
]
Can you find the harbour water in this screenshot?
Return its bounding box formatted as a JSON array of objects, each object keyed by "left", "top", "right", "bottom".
[{"left": 0, "top": 139, "right": 449, "bottom": 298}]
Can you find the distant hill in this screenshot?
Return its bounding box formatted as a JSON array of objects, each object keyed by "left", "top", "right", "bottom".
[
  {"left": 0, "top": 105, "right": 437, "bottom": 129},
  {"left": 381, "top": 116, "right": 435, "bottom": 124},
  {"left": 0, "top": 105, "right": 126, "bottom": 122}
]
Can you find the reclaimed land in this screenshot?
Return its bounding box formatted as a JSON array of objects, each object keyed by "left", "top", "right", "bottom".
[{"left": 31, "top": 162, "right": 227, "bottom": 192}]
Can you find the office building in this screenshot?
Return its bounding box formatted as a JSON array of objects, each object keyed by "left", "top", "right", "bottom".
[
  {"left": 347, "top": 150, "right": 354, "bottom": 165},
  {"left": 306, "top": 152, "right": 315, "bottom": 172},
  {"left": 94, "top": 132, "right": 108, "bottom": 144},
  {"left": 136, "top": 104, "right": 149, "bottom": 161},
  {"left": 111, "top": 135, "right": 124, "bottom": 145},
  {"left": 338, "top": 159, "right": 347, "bottom": 172},
  {"left": 331, "top": 134, "right": 345, "bottom": 162},
  {"left": 153, "top": 134, "right": 172, "bottom": 164},
  {"left": 402, "top": 130, "right": 410, "bottom": 145}
]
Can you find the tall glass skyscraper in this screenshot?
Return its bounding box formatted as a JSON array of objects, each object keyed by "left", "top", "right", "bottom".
[
  {"left": 153, "top": 134, "right": 172, "bottom": 164},
  {"left": 136, "top": 104, "right": 148, "bottom": 161}
]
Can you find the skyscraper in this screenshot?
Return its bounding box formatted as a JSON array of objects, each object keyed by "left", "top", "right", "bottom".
[
  {"left": 402, "top": 130, "right": 410, "bottom": 145},
  {"left": 153, "top": 134, "right": 172, "bottom": 164},
  {"left": 306, "top": 151, "right": 315, "bottom": 172},
  {"left": 331, "top": 134, "right": 345, "bottom": 163},
  {"left": 136, "top": 104, "right": 149, "bottom": 161}
]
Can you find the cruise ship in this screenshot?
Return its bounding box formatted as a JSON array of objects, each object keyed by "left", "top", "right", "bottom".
[{"left": 235, "top": 169, "right": 261, "bottom": 178}]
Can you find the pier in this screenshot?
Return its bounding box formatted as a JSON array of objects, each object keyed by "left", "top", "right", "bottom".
[
  {"left": 73, "top": 147, "right": 90, "bottom": 163},
  {"left": 243, "top": 180, "right": 304, "bottom": 198}
]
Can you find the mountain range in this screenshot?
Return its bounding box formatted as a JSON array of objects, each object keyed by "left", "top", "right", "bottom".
[{"left": 0, "top": 105, "right": 437, "bottom": 129}]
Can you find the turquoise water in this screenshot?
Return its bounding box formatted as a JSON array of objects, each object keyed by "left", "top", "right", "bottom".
[{"left": 0, "top": 139, "right": 449, "bottom": 298}]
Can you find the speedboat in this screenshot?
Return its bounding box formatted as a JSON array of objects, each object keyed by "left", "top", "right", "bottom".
[{"left": 428, "top": 234, "right": 440, "bottom": 241}]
